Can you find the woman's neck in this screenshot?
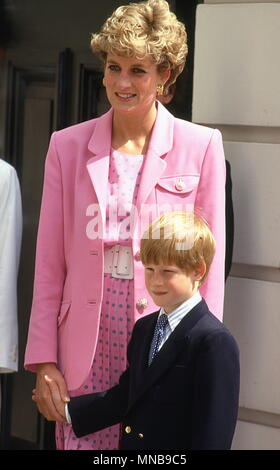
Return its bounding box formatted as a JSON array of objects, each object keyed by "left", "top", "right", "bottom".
[{"left": 112, "top": 102, "right": 157, "bottom": 155}]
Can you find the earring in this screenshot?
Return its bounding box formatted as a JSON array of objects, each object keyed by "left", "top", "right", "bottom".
[
  {"left": 156, "top": 84, "right": 164, "bottom": 96},
  {"left": 102, "top": 77, "right": 106, "bottom": 87}
]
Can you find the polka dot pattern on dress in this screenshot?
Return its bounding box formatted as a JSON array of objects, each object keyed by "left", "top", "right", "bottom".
[
  {"left": 105, "top": 149, "right": 144, "bottom": 243},
  {"left": 55, "top": 148, "right": 144, "bottom": 450}
]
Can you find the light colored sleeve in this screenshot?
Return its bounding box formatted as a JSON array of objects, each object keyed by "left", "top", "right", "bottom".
[
  {"left": 195, "top": 129, "right": 226, "bottom": 321},
  {"left": 0, "top": 160, "right": 22, "bottom": 373}
]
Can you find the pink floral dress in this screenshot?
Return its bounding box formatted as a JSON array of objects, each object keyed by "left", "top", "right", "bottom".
[{"left": 56, "top": 149, "right": 144, "bottom": 449}]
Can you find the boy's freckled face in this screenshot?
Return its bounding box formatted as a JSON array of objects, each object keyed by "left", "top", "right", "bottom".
[{"left": 144, "top": 264, "right": 198, "bottom": 314}]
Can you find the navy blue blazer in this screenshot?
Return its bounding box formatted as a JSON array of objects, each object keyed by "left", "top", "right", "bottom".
[{"left": 69, "top": 299, "right": 240, "bottom": 450}]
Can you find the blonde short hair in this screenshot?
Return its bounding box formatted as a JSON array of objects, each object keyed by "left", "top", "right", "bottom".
[
  {"left": 91, "top": 0, "right": 188, "bottom": 90},
  {"left": 140, "top": 211, "right": 216, "bottom": 285}
]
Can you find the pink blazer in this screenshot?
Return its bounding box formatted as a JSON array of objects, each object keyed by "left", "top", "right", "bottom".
[{"left": 24, "top": 101, "right": 225, "bottom": 391}]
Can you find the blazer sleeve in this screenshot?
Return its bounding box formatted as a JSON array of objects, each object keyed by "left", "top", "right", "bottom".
[
  {"left": 190, "top": 329, "right": 240, "bottom": 450},
  {"left": 69, "top": 367, "right": 130, "bottom": 438},
  {"left": 196, "top": 129, "right": 226, "bottom": 320},
  {"left": 0, "top": 162, "right": 22, "bottom": 372},
  {"left": 24, "top": 133, "right": 66, "bottom": 370},
  {"left": 68, "top": 322, "right": 140, "bottom": 437}
]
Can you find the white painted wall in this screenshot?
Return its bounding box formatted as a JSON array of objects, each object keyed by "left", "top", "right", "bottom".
[
  {"left": 224, "top": 141, "right": 280, "bottom": 268},
  {"left": 232, "top": 420, "right": 280, "bottom": 450},
  {"left": 193, "top": 1, "right": 280, "bottom": 449},
  {"left": 193, "top": 4, "right": 280, "bottom": 126}
]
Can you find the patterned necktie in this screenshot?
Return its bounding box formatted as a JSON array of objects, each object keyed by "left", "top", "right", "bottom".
[{"left": 148, "top": 313, "right": 169, "bottom": 365}]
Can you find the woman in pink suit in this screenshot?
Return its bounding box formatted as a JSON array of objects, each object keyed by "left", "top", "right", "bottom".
[{"left": 25, "top": 0, "right": 225, "bottom": 450}]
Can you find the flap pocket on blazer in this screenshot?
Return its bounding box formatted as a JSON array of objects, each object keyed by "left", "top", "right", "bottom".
[
  {"left": 57, "top": 301, "right": 71, "bottom": 327},
  {"left": 156, "top": 175, "right": 199, "bottom": 194}
]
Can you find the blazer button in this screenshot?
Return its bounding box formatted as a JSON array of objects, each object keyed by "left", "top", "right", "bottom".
[
  {"left": 134, "top": 250, "right": 141, "bottom": 261},
  {"left": 125, "top": 426, "right": 131, "bottom": 434},
  {"left": 175, "top": 178, "right": 185, "bottom": 191},
  {"left": 136, "top": 298, "right": 148, "bottom": 309}
]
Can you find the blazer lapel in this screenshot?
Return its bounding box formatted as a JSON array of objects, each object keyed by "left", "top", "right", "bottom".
[
  {"left": 134, "top": 101, "right": 174, "bottom": 219},
  {"left": 88, "top": 107, "right": 114, "bottom": 156},
  {"left": 127, "top": 299, "right": 208, "bottom": 412},
  {"left": 86, "top": 108, "right": 113, "bottom": 228},
  {"left": 129, "top": 313, "right": 158, "bottom": 394},
  {"left": 86, "top": 102, "right": 174, "bottom": 234}
]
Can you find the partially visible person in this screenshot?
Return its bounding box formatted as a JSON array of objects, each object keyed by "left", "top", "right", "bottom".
[
  {"left": 0, "top": 159, "right": 22, "bottom": 373},
  {"left": 25, "top": 0, "right": 226, "bottom": 450},
  {"left": 0, "top": 1, "right": 22, "bottom": 374},
  {"left": 40, "top": 211, "right": 240, "bottom": 450}
]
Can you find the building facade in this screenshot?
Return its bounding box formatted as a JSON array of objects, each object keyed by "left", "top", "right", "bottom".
[{"left": 1, "top": 0, "right": 279, "bottom": 450}]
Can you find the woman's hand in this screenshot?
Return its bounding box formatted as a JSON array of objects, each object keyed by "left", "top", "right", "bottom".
[
  {"left": 32, "top": 363, "right": 69, "bottom": 423},
  {"left": 44, "top": 375, "right": 67, "bottom": 420}
]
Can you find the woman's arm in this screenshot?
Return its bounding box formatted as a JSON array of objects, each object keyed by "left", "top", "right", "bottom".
[
  {"left": 25, "top": 132, "right": 66, "bottom": 369},
  {"left": 195, "top": 129, "right": 226, "bottom": 320},
  {"left": 24, "top": 133, "right": 68, "bottom": 417}
]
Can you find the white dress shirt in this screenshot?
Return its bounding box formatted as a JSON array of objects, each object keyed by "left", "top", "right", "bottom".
[{"left": 157, "top": 291, "right": 202, "bottom": 351}]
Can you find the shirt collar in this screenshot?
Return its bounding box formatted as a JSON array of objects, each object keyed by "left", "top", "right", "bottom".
[{"left": 159, "top": 291, "right": 202, "bottom": 332}]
